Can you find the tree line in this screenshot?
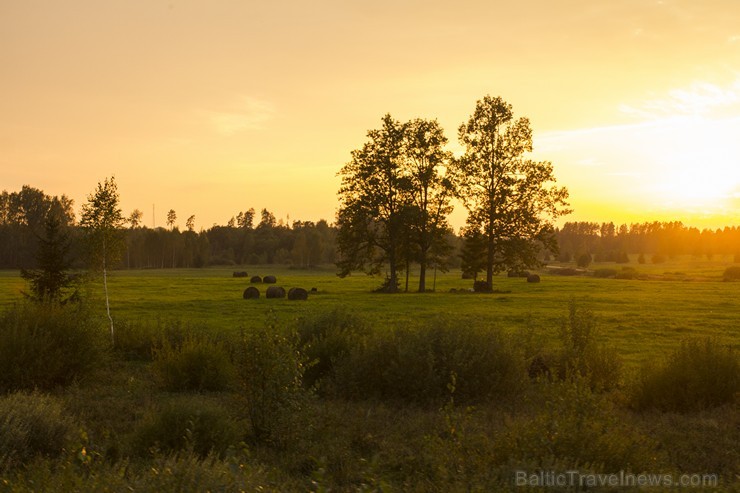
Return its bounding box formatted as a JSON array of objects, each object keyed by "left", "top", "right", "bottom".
[
  {"left": 0, "top": 186, "right": 336, "bottom": 271},
  {"left": 556, "top": 221, "right": 740, "bottom": 263}
]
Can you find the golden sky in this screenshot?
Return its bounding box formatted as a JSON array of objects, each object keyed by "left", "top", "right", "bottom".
[{"left": 2, "top": 0, "right": 739, "bottom": 230}]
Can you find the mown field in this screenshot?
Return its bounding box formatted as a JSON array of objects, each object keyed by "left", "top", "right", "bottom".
[
  {"left": 2, "top": 255, "right": 738, "bottom": 369},
  {"left": 0, "top": 256, "right": 738, "bottom": 491}
]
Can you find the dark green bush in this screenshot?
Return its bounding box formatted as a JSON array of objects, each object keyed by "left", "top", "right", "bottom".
[
  {"left": 153, "top": 333, "right": 236, "bottom": 392},
  {"left": 651, "top": 253, "right": 666, "bottom": 264},
  {"left": 333, "top": 319, "right": 525, "bottom": 404},
  {"left": 235, "top": 326, "right": 309, "bottom": 444},
  {"left": 631, "top": 339, "right": 739, "bottom": 412},
  {"left": 593, "top": 268, "right": 617, "bottom": 278},
  {"left": 0, "top": 392, "right": 75, "bottom": 469},
  {"left": 576, "top": 253, "right": 592, "bottom": 268},
  {"left": 615, "top": 266, "right": 640, "bottom": 280},
  {"left": 496, "top": 380, "right": 661, "bottom": 472},
  {"left": 722, "top": 265, "right": 740, "bottom": 281},
  {"left": 557, "top": 301, "right": 622, "bottom": 391},
  {"left": 0, "top": 303, "right": 107, "bottom": 392},
  {"left": 131, "top": 398, "right": 241, "bottom": 458},
  {"left": 296, "top": 308, "right": 370, "bottom": 390}
]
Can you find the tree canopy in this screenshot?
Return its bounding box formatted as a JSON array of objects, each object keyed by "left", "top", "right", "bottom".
[{"left": 455, "top": 95, "right": 570, "bottom": 288}]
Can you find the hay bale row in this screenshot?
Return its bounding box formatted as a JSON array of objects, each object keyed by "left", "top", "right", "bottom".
[
  {"left": 250, "top": 275, "right": 278, "bottom": 284},
  {"left": 233, "top": 271, "right": 248, "bottom": 278},
  {"left": 243, "top": 286, "right": 310, "bottom": 300}
]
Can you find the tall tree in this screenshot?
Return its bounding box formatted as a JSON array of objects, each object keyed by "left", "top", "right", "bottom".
[
  {"left": 336, "top": 114, "right": 408, "bottom": 292},
  {"left": 186, "top": 215, "right": 196, "bottom": 232},
  {"left": 404, "top": 118, "right": 455, "bottom": 292},
  {"left": 80, "top": 176, "right": 125, "bottom": 342},
  {"left": 456, "top": 95, "right": 570, "bottom": 289},
  {"left": 166, "top": 209, "right": 177, "bottom": 230}
]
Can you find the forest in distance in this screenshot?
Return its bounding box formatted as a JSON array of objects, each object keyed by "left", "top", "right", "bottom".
[{"left": 2, "top": 184, "right": 740, "bottom": 273}]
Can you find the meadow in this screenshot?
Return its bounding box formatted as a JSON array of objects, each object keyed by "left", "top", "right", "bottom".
[{"left": 0, "top": 256, "right": 738, "bottom": 491}]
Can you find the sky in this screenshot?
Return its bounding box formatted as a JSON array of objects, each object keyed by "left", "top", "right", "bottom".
[{"left": 2, "top": 0, "right": 739, "bottom": 231}]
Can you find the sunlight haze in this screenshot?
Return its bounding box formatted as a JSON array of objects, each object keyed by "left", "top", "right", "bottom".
[{"left": 2, "top": 0, "right": 739, "bottom": 230}]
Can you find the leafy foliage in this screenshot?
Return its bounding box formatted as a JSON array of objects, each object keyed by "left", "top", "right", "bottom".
[
  {"left": 0, "top": 392, "right": 75, "bottom": 469},
  {"left": 455, "top": 95, "right": 570, "bottom": 287},
  {"left": 0, "top": 303, "right": 107, "bottom": 393},
  {"left": 631, "top": 338, "right": 739, "bottom": 411},
  {"left": 153, "top": 333, "right": 236, "bottom": 392}
]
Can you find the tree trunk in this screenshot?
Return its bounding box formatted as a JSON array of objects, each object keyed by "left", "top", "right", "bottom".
[
  {"left": 102, "top": 243, "right": 114, "bottom": 344},
  {"left": 486, "top": 232, "right": 495, "bottom": 289},
  {"left": 418, "top": 257, "right": 427, "bottom": 292}
]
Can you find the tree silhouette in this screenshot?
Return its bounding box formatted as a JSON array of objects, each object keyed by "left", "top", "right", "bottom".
[
  {"left": 167, "top": 209, "right": 177, "bottom": 230},
  {"left": 336, "top": 114, "right": 408, "bottom": 292},
  {"left": 20, "top": 213, "right": 78, "bottom": 304},
  {"left": 455, "top": 95, "right": 570, "bottom": 289}
]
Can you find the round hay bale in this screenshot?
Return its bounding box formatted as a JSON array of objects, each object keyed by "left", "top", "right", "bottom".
[
  {"left": 265, "top": 286, "right": 286, "bottom": 299},
  {"left": 263, "top": 275, "right": 277, "bottom": 284},
  {"left": 526, "top": 274, "right": 541, "bottom": 283},
  {"left": 310, "top": 287, "right": 318, "bottom": 293},
  {"left": 287, "top": 287, "right": 308, "bottom": 300},
  {"left": 242, "top": 286, "right": 260, "bottom": 299},
  {"left": 250, "top": 276, "right": 262, "bottom": 283},
  {"left": 233, "top": 271, "right": 248, "bottom": 278}
]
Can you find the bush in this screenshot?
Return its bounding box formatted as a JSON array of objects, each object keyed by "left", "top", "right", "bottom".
[
  {"left": 472, "top": 280, "right": 491, "bottom": 292},
  {"left": 651, "top": 253, "right": 667, "bottom": 264},
  {"left": 235, "top": 326, "right": 309, "bottom": 444},
  {"left": 576, "top": 253, "right": 592, "bottom": 268},
  {"left": 631, "top": 339, "right": 739, "bottom": 412},
  {"left": 333, "top": 319, "right": 525, "bottom": 404},
  {"left": 496, "top": 380, "right": 661, "bottom": 472},
  {"left": 0, "top": 303, "right": 107, "bottom": 392},
  {"left": 615, "top": 266, "right": 640, "bottom": 280},
  {"left": 296, "top": 308, "right": 370, "bottom": 390},
  {"left": 0, "top": 392, "right": 75, "bottom": 469},
  {"left": 153, "top": 333, "right": 236, "bottom": 392},
  {"left": 556, "top": 301, "right": 621, "bottom": 391},
  {"left": 593, "top": 268, "right": 617, "bottom": 278},
  {"left": 722, "top": 266, "right": 740, "bottom": 281},
  {"left": 131, "top": 398, "right": 241, "bottom": 458}
]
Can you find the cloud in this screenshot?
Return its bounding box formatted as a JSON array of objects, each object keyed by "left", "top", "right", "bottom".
[
  {"left": 620, "top": 80, "right": 740, "bottom": 119},
  {"left": 206, "top": 97, "right": 276, "bottom": 135}
]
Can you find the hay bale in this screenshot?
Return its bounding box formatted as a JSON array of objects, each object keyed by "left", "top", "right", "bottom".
[
  {"left": 250, "top": 276, "right": 262, "bottom": 283},
  {"left": 265, "top": 286, "right": 286, "bottom": 299},
  {"left": 287, "top": 287, "right": 308, "bottom": 300},
  {"left": 526, "top": 274, "right": 541, "bottom": 283},
  {"left": 243, "top": 286, "right": 260, "bottom": 299},
  {"left": 263, "top": 275, "right": 277, "bottom": 284},
  {"left": 310, "top": 287, "right": 318, "bottom": 293},
  {"left": 233, "top": 271, "right": 248, "bottom": 278},
  {"left": 473, "top": 280, "right": 492, "bottom": 292}
]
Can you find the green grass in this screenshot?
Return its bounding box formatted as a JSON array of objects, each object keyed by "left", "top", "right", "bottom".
[
  {"left": 3, "top": 256, "right": 737, "bottom": 370},
  {"left": 1, "top": 258, "right": 738, "bottom": 491}
]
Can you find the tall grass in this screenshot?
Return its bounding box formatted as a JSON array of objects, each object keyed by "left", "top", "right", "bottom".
[
  {"left": 0, "top": 303, "right": 107, "bottom": 392},
  {"left": 631, "top": 338, "right": 739, "bottom": 411}
]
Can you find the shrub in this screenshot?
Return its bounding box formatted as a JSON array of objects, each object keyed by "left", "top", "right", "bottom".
[
  {"left": 616, "top": 251, "right": 630, "bottom": 263},
  {"left": 153, "top": 334, "right": 236, "bottom": 392},
  {"left": 615, "top": 266, "right": 640, "bottom": 280},
  {"left": 496, "top": 380, "right": 661, "bottom": 472},
  {"left": 0, "top": 303, "right": 107, "bottom": 392},
  {"left": 550, "top": 267, "right": 579, "bottom": 276},
  {"left": 333, "top": 319, "right": 525, "bottom": 404},
  {"left": 631, "top": 339, "right": 739, "bottom": 412},
  {"left": 472, "top": 280, "right": 491, "bottom": 292},
  {"left": 296, "top": 308, "right": 370, "bottom": 390},
  {"left": 593, "top": 268, "right": 617, "bottom": 278},
  {"left": 131, "top": 398, "right": 241, "bottom": 458},
  {"left": 556, "top": 301, "right": 621, "bottom": 391},
  {"left": 651, "top": 253, "right": 666, "bottom": 264},
  {"left": 722, "top": 266, "right": 740, "bottom": 281},
  {"left": 0, "top": 392, "right": 75, "bottom": 468},
  {"left": 234, "top": 326, "right": 309, "bottom": 444},
  {"left": 576, "top": 253, "right": 592, "bottom": 268},
  {"left": 637, "top": 253, "right": 646, "bottom": 264}
]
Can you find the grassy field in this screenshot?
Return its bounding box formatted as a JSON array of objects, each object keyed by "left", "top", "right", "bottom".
[
  {"left": 2, "top": 255, "right": 737, "bottom": 369},
  {"left": 1, "top": 256, "right": 738, "bottom": 491}
]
